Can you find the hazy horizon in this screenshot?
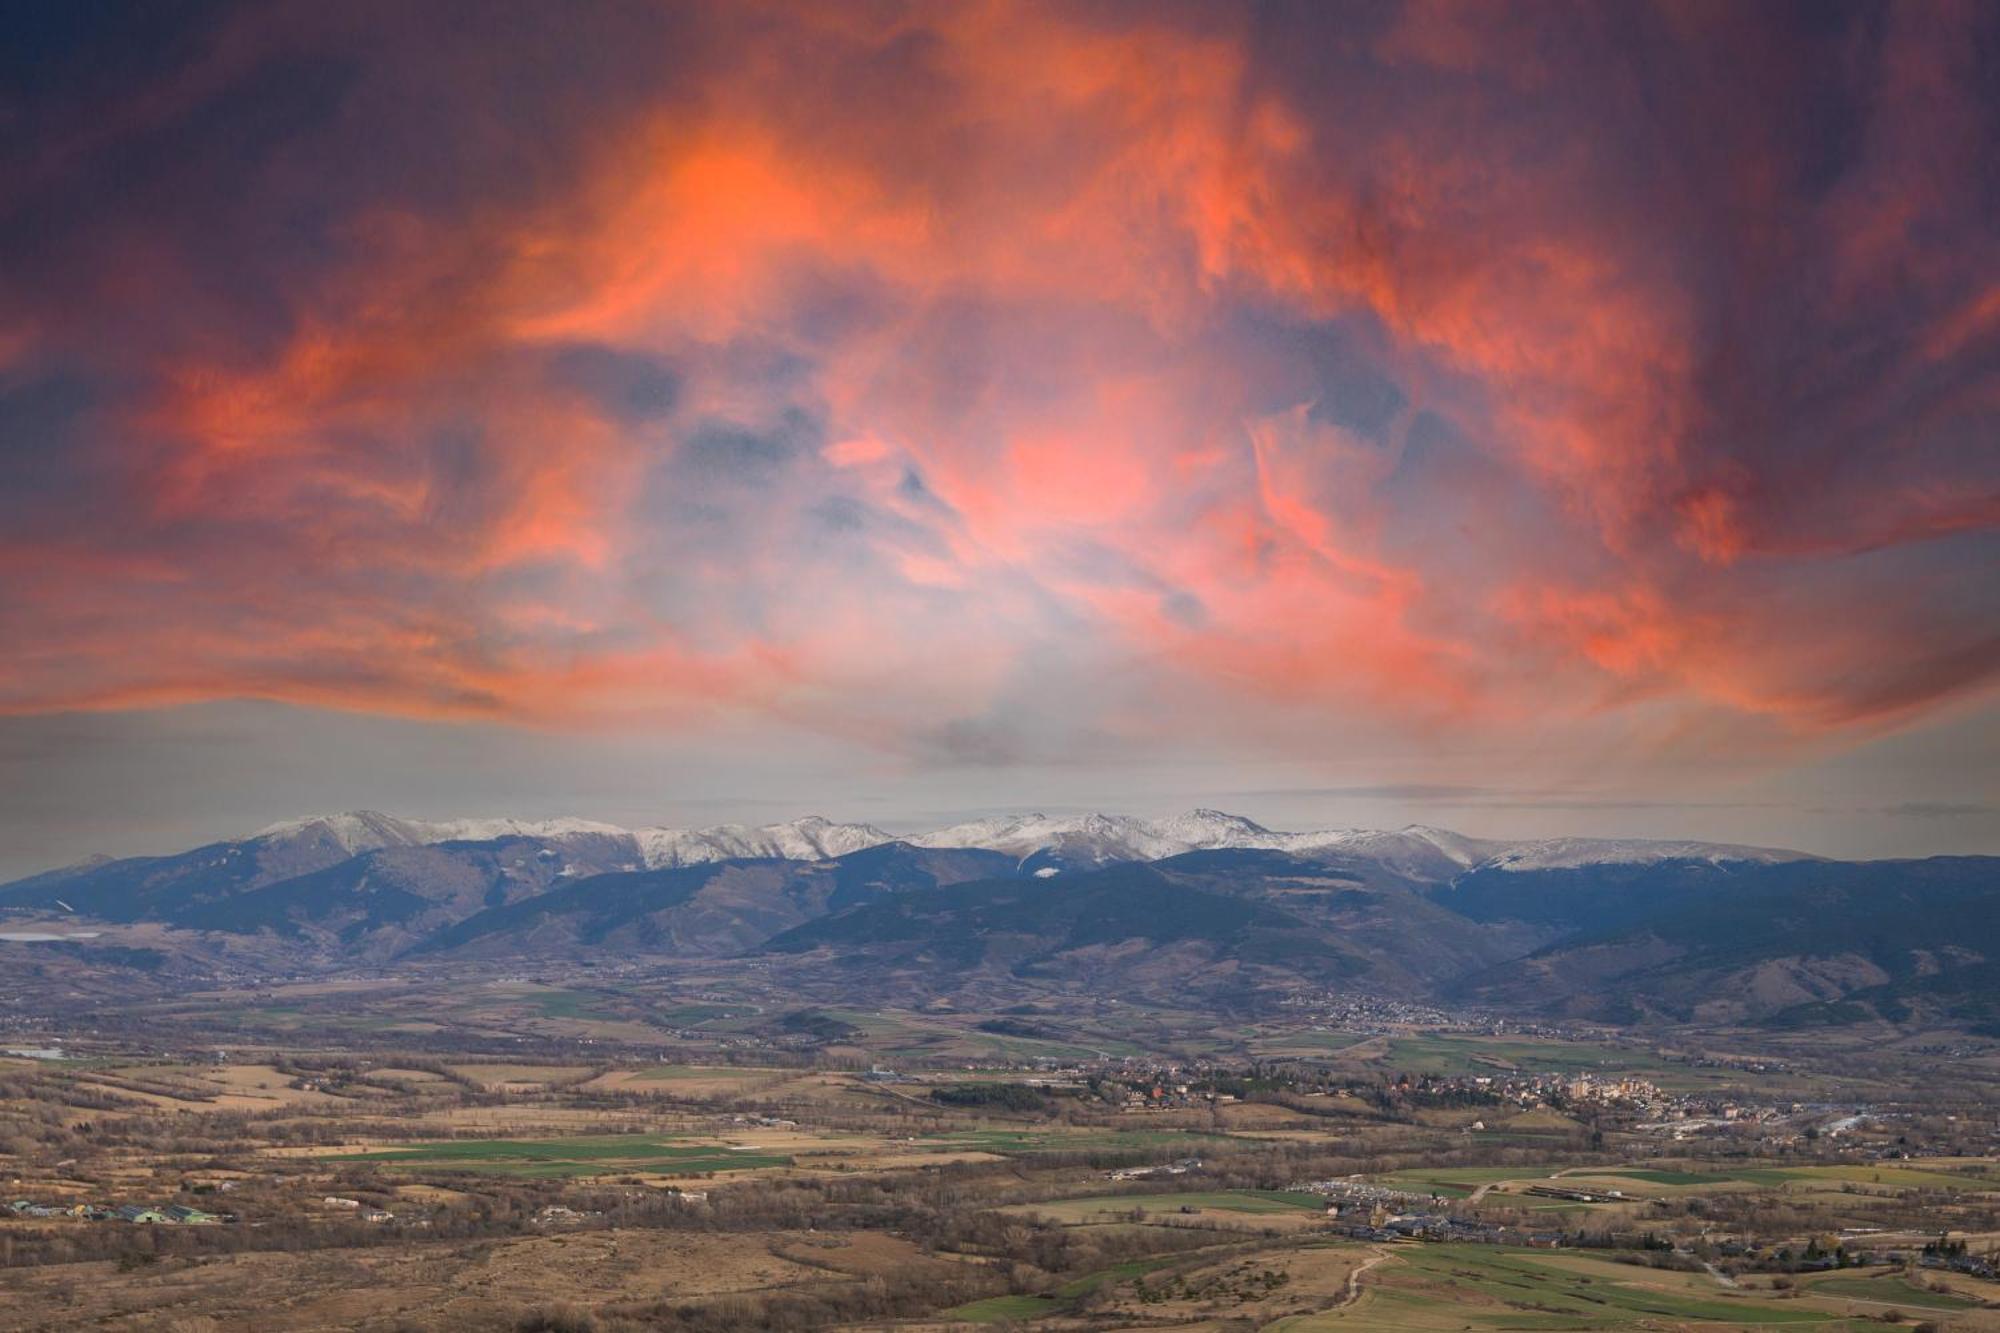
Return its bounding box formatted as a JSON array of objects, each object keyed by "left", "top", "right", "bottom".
[{"left": 1, "top": 698, "right": 1993, "bottom": 880}]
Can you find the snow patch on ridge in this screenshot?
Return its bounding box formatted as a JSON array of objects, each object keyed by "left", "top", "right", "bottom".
[
  {"left": 632, "top": 815, "right": 894, "bottom": 868},
  {"left": 911, "top": 809, "right": 1274, "bottom": 865},
  {"left": 253, "top": 811, "right": 628, "bottom": 856},
  {"left": 1479, "top": 836, "right": 1810, "bottom": 871}
]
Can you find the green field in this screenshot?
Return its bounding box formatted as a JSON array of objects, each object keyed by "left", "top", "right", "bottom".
[
  {"left": 524, "top": 989, "right": 623, "bottom": 1020},
  {"left": 1375, "top": 1035, "right": 1642, "bottom": 1077},
  {"left": 942, "top": 1254, "right": 1198, "bottom": 1321},
  {"left": 1052, "top": 1254, "right": 1190, "bottom": 1297},
  {"left": 1806, "top": 1273, "right": 1981, "bottom": 1309},
  {"left": 1253, "top": 1030, "right": 1378, "bottom": 1056},
  {"left": 940, "top": 1293, "right": 1059, "bottom": 1323},
  {"left": 1295, "top": 1244, "right": 1841, "bottom": 1329},
  {"left": 922, "top": 1127, "right": 1234, "bottom": 1155},
  {"left": 1373, "top": 1165, "right": 1569, "bottom": 1197},
  {"left": 1599, "top": 1168, "right": 1721, "bottom": 1186},
  {"left": 326, "top": 1135, "right": 792, "bottom": 1178},
  {"left": 630, "top": 1064, "right": 772, "bottom": 1082}
]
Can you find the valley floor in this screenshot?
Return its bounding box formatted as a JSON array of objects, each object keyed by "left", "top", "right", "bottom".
[{"left": 0, "top": 1009, "right": 1995, "bottom": 1331}]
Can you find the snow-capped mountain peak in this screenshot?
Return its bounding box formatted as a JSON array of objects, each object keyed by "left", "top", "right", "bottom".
[
  {"left": 251, "top": 811, "right": 428, "bottom": 855},
  {"left": 252, "top": 811, "right": 629, "bottom": 856},
  {"left": 909, "top": 811, "right": 1243, "bottom": 865},
  {"left": 1152, "top": 808, "right": 1273, "bottom": 845},
  {"left": 224, "top": 807, "right": 1818, "bottom": 880},
  {"left": 632, "top": 816, "right": 894, "bottom": 868}
]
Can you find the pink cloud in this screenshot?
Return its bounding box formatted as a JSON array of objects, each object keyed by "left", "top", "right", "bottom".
[{"left": 0, "top": 0, "right": 1992, "bottom": 776}]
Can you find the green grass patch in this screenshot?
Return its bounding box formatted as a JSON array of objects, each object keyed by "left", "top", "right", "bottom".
[
  {"left": 1808, "top": 1274, "right": 1980, "bottom": 1309},
  {"left": 923, "top": 1128, "right": 1234, "bottom": 1155},
  {"left": 1386, "top": 1245, "right": 1836, "bottom": 1325},
  {"left": 1375, "top": 1036, "right": 1640, "bottom": 1078},
  {"left": 325, "top": 1135, "right": 791, "bottom": 1178},
  {"left": 941, "top": 1293, "right": 1058, "bottom": 1322},
  {"left": 943, "top": 1254, "right": 1197, "bottom": 1323},
  {"left": 517, "top": 988, "right": 631, "bottom": 1020},
  {"left": 1052, "top": 1254, "right": 1188, "bottom": 1298},
  {"left": 1254, "top": 1030, "right": 1377, "bottom": 1054},
  {"left": 1727, "top": 1168, "right": 1799, "bottom": 1186},
  {"left": 631, "top": 1064, "right": 767, "bottom": 1082}
]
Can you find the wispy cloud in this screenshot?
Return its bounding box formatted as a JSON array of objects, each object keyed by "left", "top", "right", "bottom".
[{"left": 1885, "top": 801, "right": 1996, "bottom": 820}]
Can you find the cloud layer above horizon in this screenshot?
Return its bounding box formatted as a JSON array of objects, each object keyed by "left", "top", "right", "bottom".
[{"left": 2, "top": 1, "right": 1996, "bottom": 800}]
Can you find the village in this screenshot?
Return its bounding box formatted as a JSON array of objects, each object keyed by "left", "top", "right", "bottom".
[
  {"left": 7, "top": 1197, "right": 226, "bottom": 1226},
  {"left": 975, "top": 1056, "right": 1893, "bottom": 1147}
]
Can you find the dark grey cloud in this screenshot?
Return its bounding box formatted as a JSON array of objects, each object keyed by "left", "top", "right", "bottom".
[{"left": 548, "top": 343, "right": 680, "bottom": 423}]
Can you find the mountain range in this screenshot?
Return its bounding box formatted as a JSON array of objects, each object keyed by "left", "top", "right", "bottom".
[
  {"left": 238, "top": 808, "right": 1814, "bottom": 875},
  {"left": 2, "top": 810, "right": 1991, "bottom": 1033}
]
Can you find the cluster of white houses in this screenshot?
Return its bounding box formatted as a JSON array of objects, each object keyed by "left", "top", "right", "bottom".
[{"left": 322, "top": 1195, "right": 395, "bottom": 1223}]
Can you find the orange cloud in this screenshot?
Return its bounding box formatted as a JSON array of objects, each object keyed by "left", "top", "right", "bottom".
[{"left": 0, "top": 0, "right": 1993, "bottom": 775}]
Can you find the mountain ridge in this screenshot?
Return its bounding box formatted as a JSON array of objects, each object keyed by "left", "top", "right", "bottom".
[
  {"left": 182, "top": 808, "right": 1823, "bottom": 878},
  {"left": 0, "top": 815, "right": 1989, "bottom": 1033}
]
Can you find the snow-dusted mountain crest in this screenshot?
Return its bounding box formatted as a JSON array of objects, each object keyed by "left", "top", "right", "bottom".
[{"left": 237, "top": 808, "right": 1815, "bottom": 877}]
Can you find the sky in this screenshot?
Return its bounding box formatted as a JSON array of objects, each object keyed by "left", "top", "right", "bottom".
[{"left": 0, "top": 0, "right": 1995, "bottom": 876}]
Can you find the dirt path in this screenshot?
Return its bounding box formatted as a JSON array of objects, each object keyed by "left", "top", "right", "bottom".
[{"left": 1334, "top": 1248, "right": 1394, "bottom": 1309}]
